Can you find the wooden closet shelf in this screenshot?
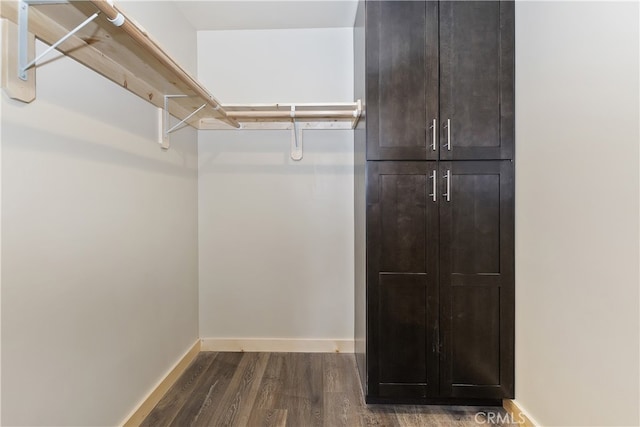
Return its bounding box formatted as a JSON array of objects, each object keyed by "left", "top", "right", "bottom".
[
  {"left": 1, "top": 1, "right": 362, "bottom": 133},
  {"left": 200, "top": 101, "right": 363, "bottom": 129},
  {"left": 1, "top": 0, "right": 240, "bottom": 128}
]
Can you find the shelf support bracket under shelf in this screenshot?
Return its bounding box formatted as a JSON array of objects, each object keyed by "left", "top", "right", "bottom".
[
  {"left": 160, "top": 95, "right": 207, "bottom": 150},
  {"left": 17, "top": 0, "right": 101, "bottom": 81}
]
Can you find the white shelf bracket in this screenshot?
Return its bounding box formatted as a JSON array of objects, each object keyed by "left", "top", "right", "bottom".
[
  {"left": 18, "top": 0, "right": 100, "bottom": 81},
  {"left": 290, "top": 105, "right": 303, "bottom": 161},
  {"left": 160, "top": 95, "right": 206, "bottom": 150}
]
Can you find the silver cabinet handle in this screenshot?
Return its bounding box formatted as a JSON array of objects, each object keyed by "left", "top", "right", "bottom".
[
  {"left": 444, "top": 119, "right": 451, "bottom": 151},
  {"left": 443, "top": 169, "right": 451, "bottom": 202},
  {"left": 429, "top": 119, "right": 437, "bottom": 151},
  {"left": 428, "top": 170, "right": 437, "bottom": 202}
]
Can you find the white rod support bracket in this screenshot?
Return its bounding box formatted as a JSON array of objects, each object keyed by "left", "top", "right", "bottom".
[
  {"left": 290, "top": 106, "right": 303, "bottom": 161},
  {"left": 107, "top": 12, "right": 125, "bottom": 27},
  {"left": 18, "top": 0, "right": 100, "bottom": 80},
  {"left": 104, "top": 0, "right": 125, "bottom": 26},
  {"left": 290, "top": 123, "right": 303, "bottom": 161}
]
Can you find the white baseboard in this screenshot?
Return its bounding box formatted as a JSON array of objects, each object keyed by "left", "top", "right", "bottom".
[
  {"left": 200, "top": 338, "right": 355, "bottom": 353},
  {"left": 121, "top": 340, "right": 201, "bottom": 427}
]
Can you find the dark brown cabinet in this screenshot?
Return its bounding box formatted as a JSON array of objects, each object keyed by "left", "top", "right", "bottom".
[
  {"left": 366, "top": 161, "right": 514, "bottom": 401},
  {"left": 366, "top": 1, "right": 514, "bottom": 161},
  {"left": 354, "top": 0, "right": 515, "bottom": 405}
]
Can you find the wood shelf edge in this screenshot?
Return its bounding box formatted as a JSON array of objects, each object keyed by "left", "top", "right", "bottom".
[{"left": 0, "top": 0, "right": 239, "bottom": 129}]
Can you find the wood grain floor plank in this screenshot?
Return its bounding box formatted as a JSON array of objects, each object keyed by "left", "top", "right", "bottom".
[
  {"left": 394, "top": 405, "right": 436, "bottom": 427},
  {"left": 190, "top": 353, "right": 252, "bottom": 427},
  {"left": 305, "top": 353, "right": 324, "bottom": 424},
  {"left": 140, "top": 352, "right": 217, "bottom": 427},
  {"left": 202, "top": 352, "right": 269, "bottom": 427},
  {"left": 274, "top": 353, "right": 324, "bottom": 427},
  {"left": 251, "top": 352, "right": 285, "bottom": 411},
  {"left": 168, "top": 352, "right": 243, "bottom": 427},
  {"left": 323, "top": 392, "right": 363, "bottom": 427},
  {"left": 360, "top": 404, "right": 400, "bottom": 426},
  {"left": 273, "top": 353, "right": 306, "bottom": 427},
  {"left": 322, "top": 353, "right": 363, "bottom": 427},
  {"left": 322, "top": 352, "right": 342, "bottom": 393},
  {"left": 232, "top": 353, "right": 271, "bottom": 426},
  {"left": 336, "top": 353, "right": 366, "bottom": 406},
  {"left": 246, "top": 409, "right": 288, "bottom": 427}
]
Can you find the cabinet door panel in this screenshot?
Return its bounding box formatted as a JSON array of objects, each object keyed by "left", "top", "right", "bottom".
[
  {"left": 366, "top": 1, "right": 438, "bottom": 160},
  {"left": 439, "top": 161, "right": 514, "bottom": 398},
  {"left": 440, "top": 1, "right": 514, "bottom": 160},
  {"left": 379, "top": 274, "right": 428, "bottom": 385},
  {"left": 367, "top": 161, "right": 439, "bottom": 398},
  {"left": 379, "top": 173, "right": 427, "bottom": 272},
  {"left": 451, "top": 286, "right": 500, "bottom": 385},
  {"left": 451, "top": 174, "right": 501, "bottom": 273}
]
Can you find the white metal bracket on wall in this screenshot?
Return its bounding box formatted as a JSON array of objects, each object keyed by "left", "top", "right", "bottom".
[
  {"left": 160, "top": 95, "right": 207, "bottom": 149},
  {"left": 290, "top": 106, "right": 303, "bottom": 161},
  {"left": 17, "top": 0, "right": 124, "bottom": 81}
]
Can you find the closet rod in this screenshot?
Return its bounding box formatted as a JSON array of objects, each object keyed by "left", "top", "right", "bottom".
[
  {"left": 89, "top": 0, "right": 241, "bottom": 129},
  {"left": 223, "top": 102, "right": 359, "bottom": 108},
  {"left": 227, "top": 110, "right": 358, "bottom": 119}
]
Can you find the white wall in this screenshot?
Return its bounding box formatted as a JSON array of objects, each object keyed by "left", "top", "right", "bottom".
[
  {"left": 1, "top": 3, "right": 199, "bottom": 426},
  {"left": 515, "top": 2, "right": 639, "bottom": 426},
  {"left": 197, "top": 28, "right": 354, "bottom": 343}
]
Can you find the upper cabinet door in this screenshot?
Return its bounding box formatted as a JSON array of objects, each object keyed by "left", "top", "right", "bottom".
[
  {"left": 439, "top": 1, "right": 514, "bottom": 160},
  {"left": 366, "top": 1, "right": 439, "bottom": 160}
]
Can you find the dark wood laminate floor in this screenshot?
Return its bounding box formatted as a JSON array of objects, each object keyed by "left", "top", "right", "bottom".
[{"left": 143, "top": 352, "right": 515, "bottom": 427}]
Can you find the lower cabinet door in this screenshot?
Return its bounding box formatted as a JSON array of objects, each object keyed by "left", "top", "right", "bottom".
[
  {"left": 366, "top": 161, "right": 440, "bottom": 398},
  {"left": 438, "top": 161, "right": 515, "bottom": 399}
]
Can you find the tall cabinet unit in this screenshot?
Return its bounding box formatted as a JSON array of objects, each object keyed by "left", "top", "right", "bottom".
[{"left": 354, "top": 0, "right": 515, "bottom": 404}]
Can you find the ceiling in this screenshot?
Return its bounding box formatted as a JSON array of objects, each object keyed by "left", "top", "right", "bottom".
[{"left": 174, "top": 1, "right": 359, "bottom": 31}]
